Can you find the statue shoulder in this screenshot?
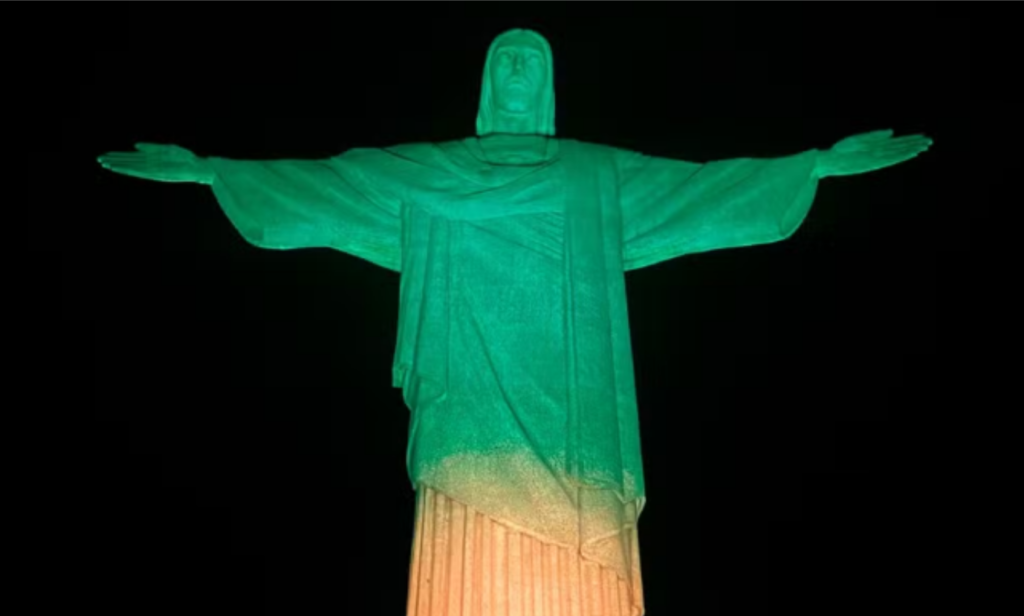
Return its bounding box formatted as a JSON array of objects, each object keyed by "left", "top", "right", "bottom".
[
  {"left": 563, "top": 138, "right": 629, "bottom": 152},
  {"left": 335, "top": 141, "right": 449, "bottom": 170},
  {"left": 557, "top": 138, "right": 636, "bottom": 166}
]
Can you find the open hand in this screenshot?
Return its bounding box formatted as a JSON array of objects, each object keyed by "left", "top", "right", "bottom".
[
  {"left": 816, "top": 130, "right": 932, "bottom": 178},
  {"left": 97, "top": 143, "right": 214, "bottom": 184}
]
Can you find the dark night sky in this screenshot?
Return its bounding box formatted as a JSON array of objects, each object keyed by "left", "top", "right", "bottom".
[{"left": 69, "top": 5, "right": 999, "bottom": 616}]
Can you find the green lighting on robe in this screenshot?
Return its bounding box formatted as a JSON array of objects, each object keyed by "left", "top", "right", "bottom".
[{"left": 98, "top": 28, "right": 932, "bottom": 616}]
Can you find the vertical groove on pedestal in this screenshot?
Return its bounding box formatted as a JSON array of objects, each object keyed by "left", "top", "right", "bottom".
[{"left": 407, "top": 485, "right": 642, "bottom": 615}]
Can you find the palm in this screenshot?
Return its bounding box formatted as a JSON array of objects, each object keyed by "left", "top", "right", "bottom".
[
  {"left": 818, "top": 130, "right": 933, "bottom": 178},
  {"left": 97, "top": 143, "right": 210, "bottom": 183}
]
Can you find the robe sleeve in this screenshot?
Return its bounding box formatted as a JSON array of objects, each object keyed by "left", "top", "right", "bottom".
[
  {"left": 205, "top": 148, "right": 404, "bottom": 272},
  {"left": 617, "top": 148, "right": 822, "bottom": 271}
]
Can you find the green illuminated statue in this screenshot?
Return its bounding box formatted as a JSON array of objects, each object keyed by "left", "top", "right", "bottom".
[{"left": 98, "top": 29, "right": 931, "bottom": 616}]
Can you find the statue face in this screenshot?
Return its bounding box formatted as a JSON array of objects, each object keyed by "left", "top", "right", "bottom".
[{"left": 489, "top": 36, "right": 548, "bottom": 116}]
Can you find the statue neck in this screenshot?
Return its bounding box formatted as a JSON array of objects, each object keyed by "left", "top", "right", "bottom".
[
  {"left": 473, "top": 133, "right": 556, "bottom": 165},
  {"left": 491, "top": 109, "right": 539, "bottom": 135}
]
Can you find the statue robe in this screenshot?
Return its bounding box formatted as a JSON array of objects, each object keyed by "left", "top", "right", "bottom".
[{"left": 206, "top": 137, "right": 820, "bottom": 614}]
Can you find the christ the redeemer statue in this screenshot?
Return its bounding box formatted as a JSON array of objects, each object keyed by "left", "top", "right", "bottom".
[{"left": 98, "top": 29, "right": 931, "bottom": 616}]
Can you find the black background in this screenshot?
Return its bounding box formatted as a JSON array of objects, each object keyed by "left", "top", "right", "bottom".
[{"left": 69, "top": 5, "right": 1000, "bottom": 615}]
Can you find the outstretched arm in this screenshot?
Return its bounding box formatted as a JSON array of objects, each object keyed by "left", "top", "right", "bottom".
[
  {"left": 97, "top": 143, "right": 405, "bottom": 272},
  {"left": 618, "top": 130, "right": 933, "bottom": 271}
]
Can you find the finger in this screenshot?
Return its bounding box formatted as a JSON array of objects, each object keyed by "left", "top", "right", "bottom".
[
  {"left": 855, "top": 135, "right": 931, "bottom": 150},
  {"left": 857, "top": 140, "right": 932, "bottom": 156},
  {"left": 886, "top": 134, "right": 932, "bottom": 146},
  {"left": 134, "top": 142, "right": 172, "bottom": 153},
  {"left": 99, "top": 154, "right": 153, "bottom": 163},
  {"left": 835, "top": 134, "right": 903, "bottom": 152},
  {"left": 867, "top": 149, "right": 928, "bottom": 165},
  {"left": 892, "top": 133, "right": 931, "bottom": 142},
  {"left": 101, "top": 165, "right": 162, "bottom": 181},
  {"left": 854, "top": 129, "right": 894, "bottom": 141},
  {"left": 871, "top": 151, "right": 926, "bottom": 168},
  {"left": 871, "top": 140, "right": 931, "bottom": 155},
  {"left": 100, "top": 161, "right": 161, "bottom": 174},
  {"left": 872, "top": 136, "right": 934, "bottom": 153},
  {"left": 98, "top": 158, "right": 154, "bottom": 170},
  {"left": 98, "top": 151, "right": 147, "bottom": 160},
  {"left": 878, "top": 138, "right": 932, "bottom": 152}
]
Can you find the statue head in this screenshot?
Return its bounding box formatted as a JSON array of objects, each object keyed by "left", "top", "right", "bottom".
[{"left": 476, "top": 29, "right": 556, "bottom": 137}]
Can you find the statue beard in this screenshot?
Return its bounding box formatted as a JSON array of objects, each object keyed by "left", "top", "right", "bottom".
[
  {"left": 497, "top": 84, "right": 534, "bottom": 111},
  {"left": 492, "top": 90, "right": 542, "bottom": 133}
]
